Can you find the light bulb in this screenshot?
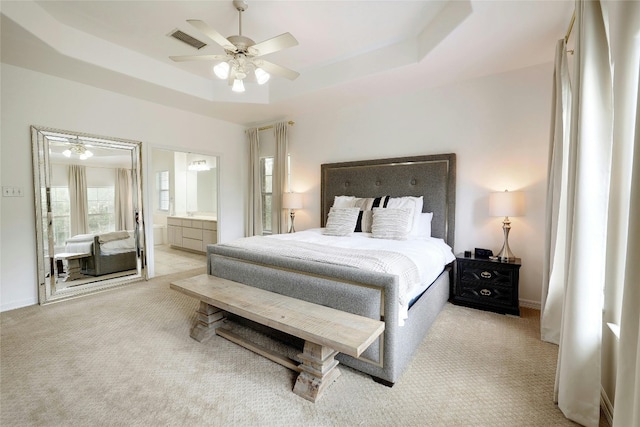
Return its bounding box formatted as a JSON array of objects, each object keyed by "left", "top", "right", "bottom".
[
  {"left": 255, "top": 68, "right": 270, "bottom": 85},
  {"left": 213, "top": 62, "right": 230, "bottom": 79},
  {"left": 62, "top": 150, "right": 71, "bottom": 158},
  {"left": 232, "top": 79, "right": 245, "bottom": 93}
]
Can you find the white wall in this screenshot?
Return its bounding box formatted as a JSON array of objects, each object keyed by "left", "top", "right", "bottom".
[
  {"left": 288, "top": 63, "right": 552, "bottom": 307},
  {"left": 0, "top": 63, "right": 246, "bottom": 311}
]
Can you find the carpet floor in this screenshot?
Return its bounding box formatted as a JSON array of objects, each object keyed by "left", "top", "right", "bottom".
[{"left": 1, "top": 268, "right": 602, "bottom": 426}]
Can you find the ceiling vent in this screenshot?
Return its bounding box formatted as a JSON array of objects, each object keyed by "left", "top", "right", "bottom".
[{"left": 169, "top": 29, "right": 207, "bottom": 50}]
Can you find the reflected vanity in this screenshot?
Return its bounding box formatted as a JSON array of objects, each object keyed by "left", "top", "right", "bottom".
[{"left": 31, "top": 126, "right": 145, "bottom": 304}]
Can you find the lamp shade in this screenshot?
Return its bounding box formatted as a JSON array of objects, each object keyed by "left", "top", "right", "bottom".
[
  {"left": 283, "top": 192, "right": 303, "bottom": 210},
  {"left": 489, "top": 190, "right": 525, "bottom": 217}
]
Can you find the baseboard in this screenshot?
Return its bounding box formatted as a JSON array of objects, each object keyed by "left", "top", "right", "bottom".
[
  {"left": 1, "top": 297, "right": 38, "bottom": 313},
  {"left": 519, "top": 298, "right": 541, "bottom": 310},
  {"left": 601, "top": 387, "right": 614, "bottom": 426}
]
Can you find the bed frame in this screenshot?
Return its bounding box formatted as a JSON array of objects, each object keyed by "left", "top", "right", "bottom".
[
  {"left": 207, "top": 153, "right": 456, "bottom": 385},
  {"left": 81, "top": 235, "right": 137, "bottom": 277}
]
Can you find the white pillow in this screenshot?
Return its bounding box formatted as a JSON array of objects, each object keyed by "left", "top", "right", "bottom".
[
  {"left": 332, "top": 195, "right": 356, "bottom": 208},
  {"left": 386, "top": 196, "right": 423, "bottom": 235},
  {"left": 324, "top": 207, "right": 360, "bottom": 236},
  {"left": 371, "top": 207, "right": 413, "bottom": 240},
  {"left": 414, "top": 212, "right": 433, "bottom": 238}
]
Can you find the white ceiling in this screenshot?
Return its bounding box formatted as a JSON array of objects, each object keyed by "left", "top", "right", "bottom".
[{"left": 0, "top": 0, "right": 574, "bottom": 126}]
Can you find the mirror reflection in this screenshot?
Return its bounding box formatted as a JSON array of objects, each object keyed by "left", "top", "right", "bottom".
[{"left": 32, "top": 127, "right": 144, "bottom": 304}]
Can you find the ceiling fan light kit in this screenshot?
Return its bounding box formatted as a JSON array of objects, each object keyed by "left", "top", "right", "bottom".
[{"left": 170, "top": 0, "right": 299, "bottom": 93}]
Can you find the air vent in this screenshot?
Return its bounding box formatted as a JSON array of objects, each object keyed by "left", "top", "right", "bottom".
[{"left": 169, "top": 29, "right": 207, "bottom": 50}]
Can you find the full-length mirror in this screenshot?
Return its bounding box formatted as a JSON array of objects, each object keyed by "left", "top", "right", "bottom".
[{"left": 32, "top": 126, "right": 145, "bottom": 304}]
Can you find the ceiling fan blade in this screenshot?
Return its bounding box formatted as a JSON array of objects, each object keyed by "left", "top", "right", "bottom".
[
  {"left": 169, "top": 54, "right": 228, "bottom": 62},
  {"left": 187, "top": 19, "right": 237, "bottom": 52},
  {"left": 250, "top": 33, "right": 298, "bottom": 57},
  {"left": 257, "top": 60, "right": 300, "bottom": 81}
]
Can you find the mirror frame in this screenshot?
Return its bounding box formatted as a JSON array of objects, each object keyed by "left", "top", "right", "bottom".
[{"left": 31, "top": 126, "right": 146, "bottom": 304}]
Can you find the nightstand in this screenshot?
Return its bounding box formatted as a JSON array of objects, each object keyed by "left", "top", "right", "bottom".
[{"left": 451, "top": 254, "right": 521, "bottom": 316}]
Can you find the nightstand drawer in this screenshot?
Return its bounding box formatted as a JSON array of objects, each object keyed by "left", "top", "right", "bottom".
[
  {"left": 456, "top": 280, "right": 514, "bottom": 308},
  {"left": 458, "top": 264, "right": 516, "bottom": 286}
]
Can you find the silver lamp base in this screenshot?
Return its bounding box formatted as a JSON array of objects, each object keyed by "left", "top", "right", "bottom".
[
  {"left": 496, "top": 217, "right": 516, "bottom": 262},
  {"left": 288, "top": 210, "right": 296, "bottom": 233}
]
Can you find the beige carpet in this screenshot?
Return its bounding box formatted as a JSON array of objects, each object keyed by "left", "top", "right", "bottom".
[{"left": 1, "top": 269, "right": 604, "bottom": 426}]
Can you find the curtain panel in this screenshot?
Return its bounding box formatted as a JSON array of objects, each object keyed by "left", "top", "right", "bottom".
[
  {"left": 68, "top": 165, "right": 88, "bottom": 236},
  {"left": 115, "top": 168, "right": 133, "bottom": 231},
  {"left": 247, "top": 128, "right": 263, "bottom": 236},
  {"left": 273, "top": 122, "right": 289, "bottom": 234},
  {"left": 542, "top": 1, "right": 640, "bottom": 426}
]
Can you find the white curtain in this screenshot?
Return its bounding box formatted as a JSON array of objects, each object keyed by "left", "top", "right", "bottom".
[
  {"left": 541, "top": 1, "right": 640, "bottom": 426},
  {"left": 68, "top": 165, "right": 88, "bottom": 236},
  {"left": 609, "top": 1, "right": 640, "bottom": 426},
  {"left": 541, "top": 39, "right": 572, "bottom": 345},
  {"left": 247, "top": 128, "right": 263, "bottom": 236},
  {"left": 115, "top": 168, "right": 133, "bottom": 231},
  {"left": 273, "top": 122, "right": 289, "bottom": 234}
]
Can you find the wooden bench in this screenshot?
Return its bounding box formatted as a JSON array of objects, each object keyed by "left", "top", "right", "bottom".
[{"left": 170, "top": 273, "right": 385, "bottom": 402}]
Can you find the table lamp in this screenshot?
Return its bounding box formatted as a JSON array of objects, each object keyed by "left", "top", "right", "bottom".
[
  {"left": 283, "top": 192, "right": 303, "bottom": 233},
  {"left": 489, "top": 190, "right": 525, "bottom": 262}
]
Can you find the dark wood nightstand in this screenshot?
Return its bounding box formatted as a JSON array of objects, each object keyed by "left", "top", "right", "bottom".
[{"left": 451, "top": 254, "right": 521, "bottom": 316}]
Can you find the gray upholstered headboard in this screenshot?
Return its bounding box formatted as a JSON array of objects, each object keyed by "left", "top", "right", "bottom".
[{"left": 320, "top": 153, "right": 456, "bottom": 248}]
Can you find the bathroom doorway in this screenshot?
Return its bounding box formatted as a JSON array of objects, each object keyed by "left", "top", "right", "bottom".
[{"left": 150, "top": 148, "right": 218, "bottom": 277}]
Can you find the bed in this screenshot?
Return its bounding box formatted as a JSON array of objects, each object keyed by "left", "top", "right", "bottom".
[
  {"left": 207, "top": 153, "right": 456, "bottom": 385},
  {"left": 64, "top": 231, "right": 138, "bottom": 277}
]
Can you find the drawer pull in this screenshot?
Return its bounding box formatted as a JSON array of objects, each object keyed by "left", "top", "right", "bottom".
[
  {"left": 480, "top": 288, "right": 492, "bottom": 296},
  {"left": 480, "top": 271, "right": 492, "bottom": 279}
]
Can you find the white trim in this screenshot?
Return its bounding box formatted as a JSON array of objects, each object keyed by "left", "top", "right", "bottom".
[
  {"left": 601, "top": 387, "right": 614, "bottom": 426},
  {"left": 519, "top": 298, "right": 541, "bottom": 310}
]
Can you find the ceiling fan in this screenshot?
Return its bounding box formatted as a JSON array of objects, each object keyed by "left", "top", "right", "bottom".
[{"left": 170, "top": 0, "right": 299, "bottom": 93}]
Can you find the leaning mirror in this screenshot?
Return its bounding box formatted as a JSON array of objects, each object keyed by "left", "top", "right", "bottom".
[{"left": 31, "top": 126, "right": 145, "bottom": 304}]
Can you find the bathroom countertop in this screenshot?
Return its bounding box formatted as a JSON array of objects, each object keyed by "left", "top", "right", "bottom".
[{"left": 170, "top": 215, "right": 217, "bottom": 221}]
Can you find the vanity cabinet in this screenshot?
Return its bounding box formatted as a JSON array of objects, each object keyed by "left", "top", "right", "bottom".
[{"left": 167, "top": 217, "right": 217, "bottom": 253}]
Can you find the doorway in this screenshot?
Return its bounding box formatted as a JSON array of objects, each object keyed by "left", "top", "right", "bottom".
[{"left": 149, "top": 148, "right": 218, "bottom": 277}]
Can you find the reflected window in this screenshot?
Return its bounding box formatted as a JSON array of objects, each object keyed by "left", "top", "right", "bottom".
[
  {"left": 50, "top": 187, "right": 71, "bottom": 249},
  {"left": 87, "top": 187, "right": 115, "bottom": 233}
]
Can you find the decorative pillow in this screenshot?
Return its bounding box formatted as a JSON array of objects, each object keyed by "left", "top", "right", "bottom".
[
  {"left": 371, "top": 207, "right": 413, "bottom": 240},
  {"left": 386, "top": 196, "right": 423, "bottom": 235},
  {"left": 323, "top": 207, "right": 361, "bottom": 236},
  {"left": 332, "top": 195, "right": 356, "bottom": 208},
  {"left": 352, "top": 196, "right": 390, "bottom": 232},
  {"left": 414, "top": 212, "right": 434, "bottom": 238}
]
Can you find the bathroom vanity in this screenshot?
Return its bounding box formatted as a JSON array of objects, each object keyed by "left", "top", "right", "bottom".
[{"left": 167, "top": 215, "right": 217, "bottom": 253}]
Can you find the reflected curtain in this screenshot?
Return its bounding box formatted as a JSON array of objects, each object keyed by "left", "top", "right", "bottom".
[
  {"left": 115, "top": 168, "right": 133, "bottom": 231},
  {"left": 247, "top": 128, "right": 263, "bottom": 236},
  {"left": 68, "top": 165, "right": 88, "bottom": 236},
  {"left": 273, "top": 122, "right": 289, "bottom": 234}
]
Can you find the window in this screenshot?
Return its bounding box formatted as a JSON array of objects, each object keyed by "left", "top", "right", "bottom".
[
  {"left": 87, "top": 187, "right": 115, "bottom": 233},
  {"left": 51, "top": 186, "right": 116, "bottom": 249},
  {"left": 157, "top": 170, "right": 169, "bottom": 211},
  {"left": 261, "top": 157, "right": 273, "bottom": 234},
  {"left": 50, "top": 187, "right": 71, "bottom": 249},
  {"left": 259, "top": 155, "right": 292, "bottom": 234}
]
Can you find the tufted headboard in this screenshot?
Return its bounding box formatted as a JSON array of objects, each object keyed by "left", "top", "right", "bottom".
[{"left": 320, "top": 153, "right": 456, "bottom": 249}]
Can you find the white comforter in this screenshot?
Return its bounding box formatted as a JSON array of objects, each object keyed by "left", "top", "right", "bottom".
[{"left": 225, "top": 228, "right": 455, "bottom": 324}]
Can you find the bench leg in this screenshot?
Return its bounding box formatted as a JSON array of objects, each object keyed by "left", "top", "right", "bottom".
[
  {"left": 293, "top": 341, "right": 341, "bottom": 402},
  {"left": 190, "top": 301, "right": 225, "bottom": 342}
]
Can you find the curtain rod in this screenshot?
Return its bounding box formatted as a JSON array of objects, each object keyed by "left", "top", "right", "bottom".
[
  {"left": 256, "top": 121, "right": 295, "bottom": 132},
  {"left": 565, "top": 11, "right": 575, "bottom": 43}
]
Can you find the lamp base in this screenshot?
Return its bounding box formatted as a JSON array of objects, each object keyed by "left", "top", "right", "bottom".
[
  {"left": 497, "top": 217, "right": 516, "bottom": 262},
  {"left": 288, "top": 211, "right": 296, "bottom": 233}
]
